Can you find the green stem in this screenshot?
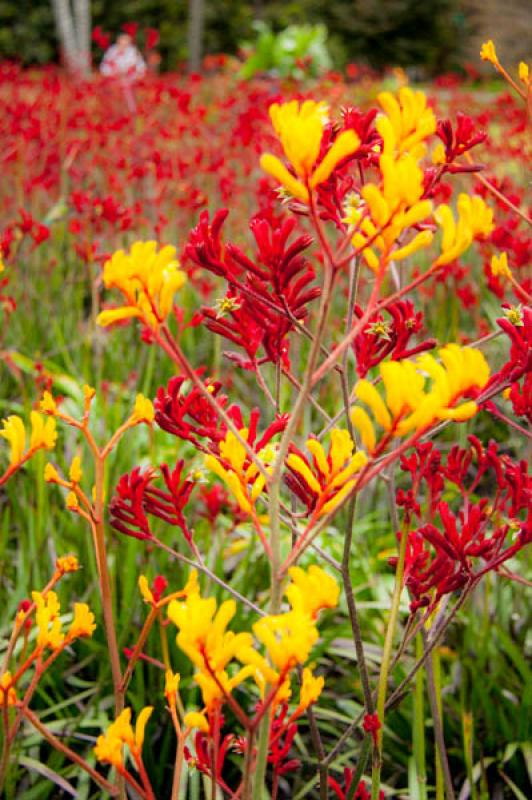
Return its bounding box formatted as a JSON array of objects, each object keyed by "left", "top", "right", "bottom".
[
  {"left": 241, "top": 728, "right": 256, "bottom": 800},
  {"left": 413, "top": 633, "right": 427, "bottom": 800},
  {"left": 345, "top": 735, "right": 372, "bottom": 800},
  {"left": 171, "top": 734, "right": 186, "bottom": 800},
  {"left": 370, "top": 527, "right": 408, "bottom": 800},
  {"left": 424, "top": 638, "right": 455, "bottom": 800},
  {"left": 94, "top": 455, "right": 123, "bottom": 716},
  {"left": 93, "top": 454, "right": 125, "bottom": 800},
  {"left": 433, "top": 647, "right": 444, "bottom": 800}
]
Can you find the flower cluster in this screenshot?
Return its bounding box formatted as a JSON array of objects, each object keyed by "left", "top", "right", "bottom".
[
  {"left": 167, "top": 565, "right": 338, "bottom": 731},
  {"left": 109, "top": 461, "right": 195, "bottom": 542},
  {"left": 94, "top": 706, "right": 153, "bottom": 768},
  {"left": 286, "top": 428, "right": 367, "bottom": 517},
  {"left": 351, "top": 344, "right": 490, "bottom": 451},
  {"left": 348, "top": 88, "right": 436, "bottom": 269},
  {"left": 1, "top": 44, "right": 530, "bottom": 800},
  {"left": 260, "top": 100, "right": 360, "bottom": 203},
  {"left": 187, "top": 212, "right": 320, "bottom": 368},
  {"left": 97, "top": 241, "right": 186, "bottom": 330},
  {"left": 0, "top": 560, "right": 95, "bottom": 734},
  {"left": 0, "top": 411, "right": 57, "bottom": 485},
  {"left": 396, "top": 437, "right": 531, "bottom": 611},
  {"left": 352, "top": 299, "right": 436, "bottom": 378}
]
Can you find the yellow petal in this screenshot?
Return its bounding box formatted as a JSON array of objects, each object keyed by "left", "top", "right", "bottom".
[
  {"left": 286, "top": 454, "right": 322, "bottom": 494},
  {"left": 260, "top": 154, "right": 309, "bottom": 203},
  {"left": 354, "top": 381, "right": 392, "bottom": 430},
  {"left": 350, "top": 406, "right": 377, "bottom": 452},
  {"left": 135, "top": 706, "right": 153, "bottom": 750},
  {"left": 391, "top": 230, "right": 433, "bottom": 262},
  {"left": 309, "top": 130, "right": 360, "bottom": 188},
  {"left": 96, "top": 307, "right": 142, "bottom": 327},
  {"left": 184, "top": 711, "right": 209, "bottom": 733}
]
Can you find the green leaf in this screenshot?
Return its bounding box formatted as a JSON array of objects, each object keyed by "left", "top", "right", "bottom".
[{"left": 18, "top": 757, "right": 77, "bottom": 797}]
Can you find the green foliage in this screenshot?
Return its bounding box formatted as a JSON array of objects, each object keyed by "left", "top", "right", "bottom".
[
  {"left": 0, "top": 0, "right": 465, "bottom": 72},
  {"left": 0, "top": 0, "right": 56, "bottom": 64},
  {"left": 239, "top": 21, "right": 332, "bottom": 79},
  {"left": 321, "top": 0, "right": 466, "bottom": 71}
]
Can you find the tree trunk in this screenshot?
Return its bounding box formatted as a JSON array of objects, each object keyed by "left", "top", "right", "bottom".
[
  {"left": 73, "top": 0, "right": 91, "bottom": 73},
  {"left": 187, "top": 0, "right": 205, "bottom": 73},
  {"left": 50, "top": 0, "right": 91, "bottom": 76}
]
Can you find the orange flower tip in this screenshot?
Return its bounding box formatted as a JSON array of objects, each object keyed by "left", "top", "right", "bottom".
[
  {"left": 40, "top": 391, "right": 57, "bottom": 415},
  {"left": 480, "top": 40, "right": 498, "bottom": 64},
  {"left": 0, "top": 672, "right": 17, "bottom": 706},
  {"left": 69, "top": 603, "right": 96, "bottom": 638},
  {"left": 96, "top": 307, "right": 142, "bottom": 327},
  {"left": 65, "top": 491, "right": 79, "bottom": 511},
  {"left": 138, "top": 575, "right": 155, "bottom": 604},
  {"left": 29, "top": 412, "right": 57, "bottom": 452},
  {"left": 44, "top": 462, "right": 61, "bottom": 483},
  {"left": 490, "top": 252, "right": 512, "bottom": 280},
  {"left": 299, "top": 668, "right": 325, "bottom": 710},
  {"left": 69, "top": 455, "right": 82, "bottom": 483},
  {"left": 164, "top": 670, "right": 181, "bottom": 703},
  {"left": 183, "top": 569, "right": 200, "bottom": 596},
  {"left": 432, "top": 143, "right": 446, "bottom": 165},
  {"left": 438, "top": 401, "right": 479, "bottom": 422},
  {"left": 391, "top": 230, "right": 434, "bottom": 262},
  {"left": 1, "top": 415, "right": 26, "bottom": 467},
  {"left": 56, "top": 554, "right": 80, "bottom": 573},
  {"left": 132, "top": 394, "right": 155, "bottom": 424},
  {"left": 83, "top": 384, "right": 96, "bottom": 401},
  {"left": 135, "top": 706, "right": 153, "bottom": 749},
  {"left": 309, "top": 129, "right": 360, "bottom": 188}
]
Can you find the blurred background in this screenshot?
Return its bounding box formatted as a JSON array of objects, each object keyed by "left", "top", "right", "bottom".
[{"left": 0, "top": 0, "right": 530, "bottom": 77}]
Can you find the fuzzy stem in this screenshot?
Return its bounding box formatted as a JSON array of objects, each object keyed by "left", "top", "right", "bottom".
[
  {"left": 171, "top": 733, "right": 186, "bottom": 800},
  {"left": 120, "top": 606, "right": 158, "bottom": 693}
]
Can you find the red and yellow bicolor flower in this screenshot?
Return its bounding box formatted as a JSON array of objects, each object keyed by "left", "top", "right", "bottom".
[
  {"left": 351, "top": 344, "right": 490, "bottom": 452},
  {"left": 167, "top": 589, "right": 256, "bottom": 715},
  {"left": 347, "top": 87, "right": 436, "bottom": 271},
  {"left": 166, "top": 566, "right": 338, "bottom": 729},
  {"left": 94, "top": 707, "right": 153, "bottom": 769},
  {"left": 1, "top": 411, "right": 57, "bottom": 485},
  {"left": 286, "top": 428, "right": 367, "bottom": 517},
  {"left": 260, "top": 100, "right": 360, "bottom": 203},
  {"left": 96, "top": 241, "right": 186, "bottom": 330},
  {"left": 434, "top": 194, "right": 493, "bottom": 266}
]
